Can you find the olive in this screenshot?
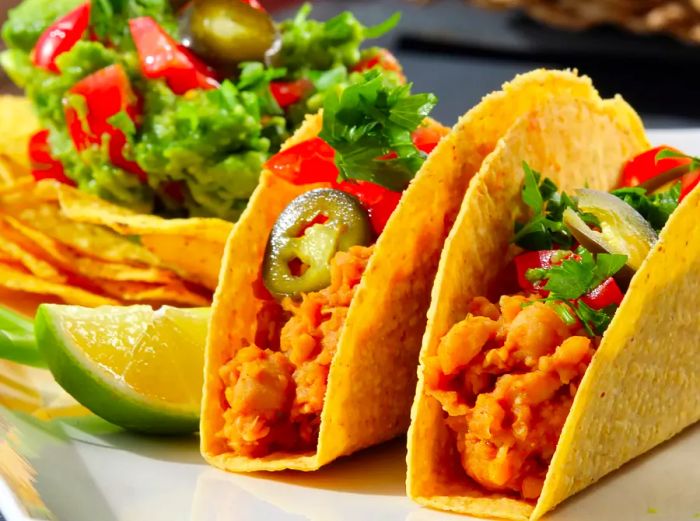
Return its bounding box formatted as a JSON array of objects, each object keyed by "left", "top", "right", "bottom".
[
  {"left": 182, "top": 0, "right": 279, "bottom": 67},
  {"left": 563, "top": 188, "right": 658, "bottom": 278},
  {"left": 263, "top": 189, "right": 372, "bottom": 299}
]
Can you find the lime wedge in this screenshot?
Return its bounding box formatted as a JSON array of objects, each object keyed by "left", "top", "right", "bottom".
[{"left": 35, "top": 304, "right": 210, "bottom": 434}]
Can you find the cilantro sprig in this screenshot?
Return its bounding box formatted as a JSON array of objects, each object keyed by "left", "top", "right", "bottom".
[
  {"left": 513, "top": 162, "right": 628, "bottom": 336},
  {"left": 513, "top": 162, "right": 598, "bottom": 250},
  {"left": 611, "top": 183, "right": 680, "bottom": 232},
  {"left": 527, "top": 247, "right": 627, "bottom": 336},
  {"left": 318, "top": 70, "right": 438, "bottom": 191}
]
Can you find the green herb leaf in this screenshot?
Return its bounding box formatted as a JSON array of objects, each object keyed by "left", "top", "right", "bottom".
[
  {"left": 364, "top": 12, "right": 401, "bottom": 39},
  {"left": 318, "top": 69, "right": 437, "bottom": 191},
  {"left": 521, "top": 161, "right": 544, "bottom": 214},
  {"left": 655, "top": 148, "right": 700, "bottom": 170},
  {"left": 611, "top": 183, "right": 680, "bottom": 232},
  {"left": 514, "top": 163, "right": 579, "bottom": 249},
  {"left": 0, "top": 307, "right": 44, "bottom": 368}
]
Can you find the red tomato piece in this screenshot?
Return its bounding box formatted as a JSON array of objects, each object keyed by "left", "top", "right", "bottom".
[
  {"left": 129, "top": 17, "right": 219, "bottom": 95},
  {"left": 64, "top": 64, "right": 147, "bottom": 181},
  {"left": 514, "top": 250, "right": 560, "bottom": 292},
  {"left": 621, "top": 145, "right": 691, "bottom": 187},
  {"left": 681, "top": 171, "right": 700, "bottom": 200},
  {"left": 270, "top": 79, "right": 313, "bottom": 108},
  {"left": 412, "top": 124, "right": 448, "bottom": 155},
  {"left": 353, "top": 49, "right": 405, "bottom": 83},
  {"left": 28, "top": 130, "right": 76, "bottom": 185},
  {"left": 581, "top": 277, "right": 624, "bottom": 310},
  {"left": 264, "top": 137, "right": 338, "bottom": 185},
  {"left": 32, "top": 2, "right": 91, "bottom": 73}
]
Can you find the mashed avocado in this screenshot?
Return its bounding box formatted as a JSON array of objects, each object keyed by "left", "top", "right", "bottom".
[{"left": 1, "top": 0, "right": 399, "bottom": 220}]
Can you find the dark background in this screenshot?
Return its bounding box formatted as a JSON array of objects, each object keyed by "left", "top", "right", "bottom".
[{"left": 2, "top": 0, "right": 700, "bottom": 128}]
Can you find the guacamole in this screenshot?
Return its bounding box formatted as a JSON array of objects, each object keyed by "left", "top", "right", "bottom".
[{"left": 1, "top": 0, "right": 400, "bottom": 220}]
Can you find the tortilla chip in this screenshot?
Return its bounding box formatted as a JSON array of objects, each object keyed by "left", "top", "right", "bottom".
[
  {"left": 0, "top": 239, "right": 65, "bottom": 282},
  {"left": 9, "top": 203, "right": 164, "bottom": 267},
  {"left": 140, "top": 234, "right": 225, "bottom": 291},
  {"left": 201, "top": 69, "right": 629, "bottom": 473},
  {"left": 0, "top": 263, "right": 118, "bottom": 307},
  {"left": 93, "top": 279, "right": 210, "bottom": 307},
  {"left": 0, "top": 215, "right": 181, "bottom": 285},
  {"left": 56, "top": 184, "right": 233, "bottom": 243},
  {"left": 407, "top": 99, "right": 650, "bottom": 518}
]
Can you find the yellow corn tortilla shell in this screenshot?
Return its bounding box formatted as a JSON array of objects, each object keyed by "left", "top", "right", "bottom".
[
  {"left": 407, "top": 101, "right": 654, "bottom": 518},
  {"left": 0, "top": 263, "right": 118, "bottom": 307},
  {"left": 56, "top": 183, "right": 233, "bottom": 243},
  {"left": 200, "top": 68, "right": 632, "bottom": 472}
]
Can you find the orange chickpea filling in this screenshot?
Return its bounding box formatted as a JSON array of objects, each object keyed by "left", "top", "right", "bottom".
[
  {"left": 218, "top": 245, "right": 373, "bottom": 457},
  {"left": 424, "top": 294, "right": 597, "bottom": 500}
]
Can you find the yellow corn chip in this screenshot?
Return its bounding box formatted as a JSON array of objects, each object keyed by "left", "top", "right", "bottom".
[
  {"left": 56, "top": 184, "right": 233, "bottom": 243},
  {"left": 0, "top": 263, "right": 118, "bottom": 307},
  {"left": 0, "top": 239, "right": 64, "bottom": 282},
  {"left": 93, "top": 279, "right": 210, "bottom": 307}
]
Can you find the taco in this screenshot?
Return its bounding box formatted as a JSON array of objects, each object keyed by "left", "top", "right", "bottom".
[
  {"left": 200, "top": 68, "right": 643, "bottom": 472},
  {"left": 406, "top": 99, "right": 700, "bottom": 519}
]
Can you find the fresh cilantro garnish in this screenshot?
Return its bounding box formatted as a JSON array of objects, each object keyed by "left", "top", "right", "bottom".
[
  {"left": 526, "top": 247, "right": 627, "bottom": 336},
  {"left": 610, "top": 183, "right": 680, "bottom": 232},
  {"left": 541, "top": 248, "right": 627, "bottom": 300},
  {"left": 513, "top": 162, "right": 583, "bottom": 249},
  {"left": 318, "top": 69, "right": 437, "bottom": 191}
]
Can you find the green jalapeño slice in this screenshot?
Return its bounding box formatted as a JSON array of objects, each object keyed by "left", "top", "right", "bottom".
[{"left": 263, "top": 188, "right": 372, "bottom": 299}]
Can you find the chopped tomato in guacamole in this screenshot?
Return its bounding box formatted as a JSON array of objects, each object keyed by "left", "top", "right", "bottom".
[
  {"left": 425, "top": 294, "right": 597, "bottom": 500},
  {"left": 218, "top": 245, "right": 373, "bottom": 456}
]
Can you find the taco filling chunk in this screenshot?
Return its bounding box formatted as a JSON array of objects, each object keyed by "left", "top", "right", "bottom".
[
  {"left": 215, "top": 70, "right": 446, "bottom": 457},
  {"left": 1, "top": 0, "right": 404, "bottom": 219},
  {"left": 424, "top": 152, "right": 688, "bottom": 502}
]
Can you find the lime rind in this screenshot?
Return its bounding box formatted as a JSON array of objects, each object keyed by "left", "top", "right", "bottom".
[{"left": 35, "top": 305, "right": 205, "bottom": 434}]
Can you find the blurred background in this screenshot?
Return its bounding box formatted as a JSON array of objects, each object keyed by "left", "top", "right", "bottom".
[{"left": 2, "top": 0, "right": 699, "bottom": 128}]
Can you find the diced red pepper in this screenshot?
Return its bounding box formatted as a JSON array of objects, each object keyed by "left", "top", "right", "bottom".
[
  {"left": 581, "top": 277, "right": 625, "bottom": 310},
  {"left": 270, "top": 79, "right": 313, "bottom": 108},
  {"left": 28, "top": 130, "right": 76, "bottom": 186},
  {"left": 412, "top": 124, "right": 448, "bottom": 155},
  {"left": 32, "top": 2, "right": 91, "bottom": 73},
  {"left": 514, "top": 250, "right": 559, "bottom": 292},
  {"left": 353, "top": 49, "right": 405, "bottom": 83},
  {"left": 621, "top": 146, "right": 689, "bottom": 187},
  {"left": 264, "top": 126, "right": 445, "bottom": 234},
  {"left": 680, "top": 171, "right": 700, "bottom": 200},
  {"left": 64, "top": 64, "right": 147, "bottom": 181},
  {"left": 621, "top": 145, "right": 700, "bottom": 202},
  {"left": 129, "top": 16, "right": 219, "bottom": 95}
]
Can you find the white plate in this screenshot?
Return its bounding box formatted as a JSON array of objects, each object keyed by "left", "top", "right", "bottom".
[{"left": 2, "top": 128, "right": 700, "bottom": 521}]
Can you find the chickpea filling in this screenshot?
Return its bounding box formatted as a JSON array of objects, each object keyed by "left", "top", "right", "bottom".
[
  {"left": 424, "top": 294, "right": 597, "bottom": 500},
  {"left": 217, "top": 245, "right": 374, "bottom": 457}
]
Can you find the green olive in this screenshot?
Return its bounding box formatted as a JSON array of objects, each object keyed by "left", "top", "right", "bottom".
[
  {"left": 263, "top": 189, "right": 372, "bottom": 299},
  {"left": 563, "top": 188, "right": 658, "bottom": 278},
  {"left": 184, "top": 0, "right": 278, "bottom": 67}
]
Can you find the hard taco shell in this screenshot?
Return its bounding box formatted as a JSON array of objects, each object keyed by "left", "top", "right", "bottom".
[
  {"left": 201, "top": 69, "right": 641, "bottom": 472},
  {"left": 405, "top": 94, "right": 693, "bottom": 519}
]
